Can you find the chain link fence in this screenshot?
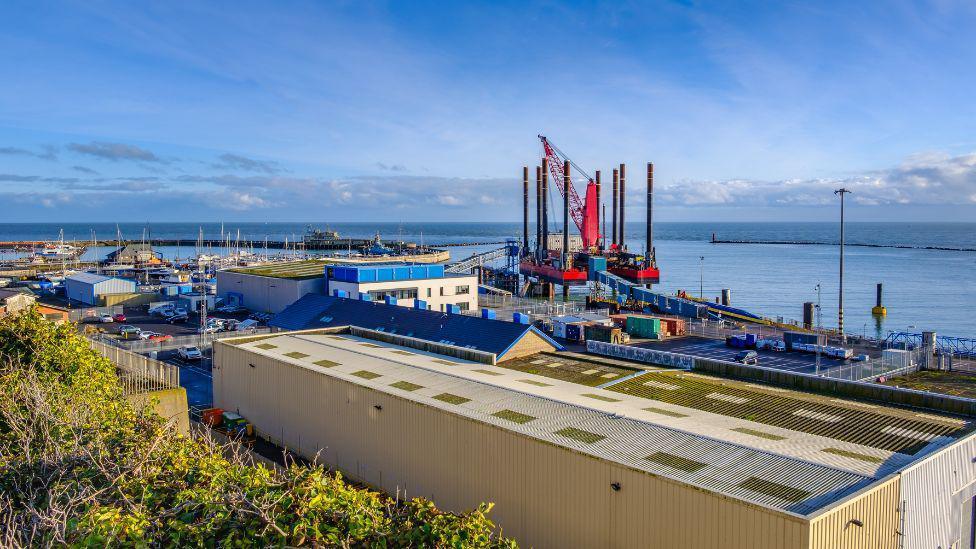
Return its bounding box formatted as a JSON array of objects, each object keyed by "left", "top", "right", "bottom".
[{"left": 68, "top": 305, "right": 124, "bottom": 323}]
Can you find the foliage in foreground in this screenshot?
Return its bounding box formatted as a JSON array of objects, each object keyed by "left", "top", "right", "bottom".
[{"left": 0, "top": 308, "right": 515, "bottom": 548}]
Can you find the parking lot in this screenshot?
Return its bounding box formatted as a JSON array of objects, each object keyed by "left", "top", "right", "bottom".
[
  {"left": 636, "top": 336, "right": 852, "bottom": 374},
  {"left": 157, "top": 347, "right": 213, "bottom": 409},
  {"left": 85, "top": 305, "right": 256, "bottom": 342}
]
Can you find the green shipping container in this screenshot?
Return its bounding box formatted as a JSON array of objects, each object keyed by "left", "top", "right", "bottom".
[{"left": 625, "top": 316, "right": 661, "bottom": 338}]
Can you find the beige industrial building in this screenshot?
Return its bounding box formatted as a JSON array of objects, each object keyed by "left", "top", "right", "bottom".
[{"left": 214, "top": 328, "right": 976, "bottom": 549}]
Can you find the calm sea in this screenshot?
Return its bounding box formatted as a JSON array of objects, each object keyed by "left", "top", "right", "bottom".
[{"left": 2, "top": 222, "right": 974, "bottom": 338}]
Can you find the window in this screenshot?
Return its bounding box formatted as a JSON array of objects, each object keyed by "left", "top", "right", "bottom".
[
  {"left": 455, "top": 285, "right": 470, "bottom": 295},
  {"left": 457, "top": 302, "right": 470, "bottom": 311},
  {"left": 368, "top": 288, "right": 418, "bottom": 301},
  {"left": 439, "top": 287, "right": 445, "bottom": 296},
  {"left": 426, "top": 288, "right": 431, "bottom": 298}
]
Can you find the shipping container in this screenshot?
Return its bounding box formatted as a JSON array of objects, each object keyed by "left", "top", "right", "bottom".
[
  {"left": 565, "top": 323, "right": 584, "bottom": 342},
  {"left": 626, "top": 315, "right": 661, "bottom": 338},
  {"left": 584, "top": 323, "right": 623, "bottom": 344},
  {"left": 784, "top": 331, "right": 817, "bottom": 351}
]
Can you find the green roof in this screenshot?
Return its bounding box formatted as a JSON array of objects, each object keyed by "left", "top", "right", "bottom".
[{"left": 228, "top": 260, "right": 335, "bottom": 280}]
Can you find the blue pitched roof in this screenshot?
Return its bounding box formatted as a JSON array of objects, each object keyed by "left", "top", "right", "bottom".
[{"left": 270, "top": 294, "right": 562, "bottom": 358}]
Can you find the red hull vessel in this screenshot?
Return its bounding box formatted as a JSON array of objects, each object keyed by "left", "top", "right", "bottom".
[
  {"left": 608, "top": 264, "right": 660, "bottom": 285},
  {"left": 519, "top": 261, "right": 589, "bottom": 285}
]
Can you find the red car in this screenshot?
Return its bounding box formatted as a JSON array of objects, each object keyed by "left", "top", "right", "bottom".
[
  {"left": 148, "top": 334, "right": 173, "bottom": 342},
  {"left": 113, "top": 313, "right": 127, "bottom": 323}
]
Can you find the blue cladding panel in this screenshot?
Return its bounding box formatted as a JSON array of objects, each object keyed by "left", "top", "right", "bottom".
[
  {"left": 587, "top": 257, "right": 607, "bottom": 280},
  {"left": 393, "top": 266, "right": 410, "bottom": 280},
  {"left": 385, "top": 296, "right": 398, "bottom": 306},
  {"left": 359, "top": 292, "right": 371, "bottom": 301},
  {"left": 410, "top": 266, "right": 427, "bottom": 279},
  {"left": 481, "top": 308, "right": 496, "bottom": 319},
  {"left": 359, "top": 269, "right": 375, "bottom": 282},
  {"left": 414, "top": 299, "right": 427, "bottom": 310},
  {"left": 428, "top": 265, "right": 445, "bottom": 278},
  {"left": 375, "top": 267, "right": 394, "bottom": 282}
]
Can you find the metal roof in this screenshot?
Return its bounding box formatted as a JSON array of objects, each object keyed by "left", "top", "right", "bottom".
[
  {"left": 269, "top": 294, "right": 563, "bottom": 359},
  {"left": 65, "top": 272, "right": 113, "bottom": 285},
  {"left": 228, "top": 332, "right": 943, "bottom": 516}
]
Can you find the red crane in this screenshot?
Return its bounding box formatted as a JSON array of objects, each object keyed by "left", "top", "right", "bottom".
[{"left": 539, "top": 135, "right": 600, "bottom": 249}]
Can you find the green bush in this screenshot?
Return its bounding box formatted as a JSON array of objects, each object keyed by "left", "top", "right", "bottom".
[{"left": 0, "top": 308, "right": 515, "bottom": 548}]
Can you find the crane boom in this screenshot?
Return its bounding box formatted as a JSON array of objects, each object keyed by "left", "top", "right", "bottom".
[{"left": 538, "top": 135, "right": 600, "bottom": 248}]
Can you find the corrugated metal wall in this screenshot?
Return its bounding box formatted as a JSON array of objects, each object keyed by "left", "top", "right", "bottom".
[
  {"left": 93, "top": 277, "right": 136, "bottom": 297},
  {"left": 214, "top": 343, "right": 813, "bottom": 549},
  {"left": 899, "top": 432, "right": 976, "bottom": 549},
  {"left": 808, "top": 476, "right": 900, "bottom": 549},
  {"left": 216, "top": 271, "right": 324, "bottom": 313}
]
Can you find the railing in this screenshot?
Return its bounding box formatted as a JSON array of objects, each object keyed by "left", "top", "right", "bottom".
[
  {"left": 89, "top": 338, "right": 180, "bottom": 395},
  {"left": 475, "top": 294, "right": 584, "bottom": 320},
  {"left": 820, "top": 347, "right": 927, "bottom": 382}
]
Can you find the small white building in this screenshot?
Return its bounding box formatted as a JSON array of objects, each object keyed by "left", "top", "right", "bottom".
[{"left": 325, "top": 264, "right": 478, "bottom": 313}]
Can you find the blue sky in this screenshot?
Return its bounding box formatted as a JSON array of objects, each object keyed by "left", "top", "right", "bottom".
[{"left": 1, "top": 1, "right": 975, "bottom": 222}]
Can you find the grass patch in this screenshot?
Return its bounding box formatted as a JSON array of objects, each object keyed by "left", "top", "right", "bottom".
[
  {"left": 732, "top": 427, "right": 786, "bottom": 441},
  {"left": 646, "top": 451, "right": 707, "bottom": 473},
  {"left": 492, "top": 409, "right": 535, "bottom": 424},
  {"left": 433, "top": 359, "right": 458, "bottom": 366},
  {"left": 314, "top": 359, "right": 340, "bottom": 368},
  {"left": 351, "top": 370, "right": 382, "bottom": 380},
  {"left": 580, "top": 393, "right": 621, "bottom": 403},
  {"left": 822, "top": 447, "right": 884, "bottom": 463},
  {"left": 519, "top": 379, "right": 551, "bottom": 387},
  {"left": 283, "top": 351, "right": 309, "bottom": 359},
  {"left": 473, "top": 369, "right": 503, "bottom": 376},
  {"left": 255, "top": 343, "right": 277, "bottom": 350},
  {"left": 391, "top": 350, "right": 415, "bottom": 356},
  {"left": 433, "top": 393, "right": 470, "bottom": 405},
  {"left": 642, "top": 406, "right": 688, "bottom": 418},
  {"left": 739, "top": 477, "right": 811, "bottom": 503},
  {"left": 884, "top": 370, "right": 976, "bottom": 399},
  {"left": 390, "top": 381, "right": 423, "bottom": 392},
  {"left": 359, "top": 343, "right": 383, "bottom": 348},
  {"left": 555, "top": 427, "right": 605, "bottom": 444}
]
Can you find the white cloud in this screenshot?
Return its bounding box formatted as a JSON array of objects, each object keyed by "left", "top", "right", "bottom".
[{"left": 655, "top": 152, "right": 976, "bottom": 208}]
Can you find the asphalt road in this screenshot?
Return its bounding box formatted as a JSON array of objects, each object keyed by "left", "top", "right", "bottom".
[
  {"left": 637, "top": 336, "right": 851, "bottom": 374},
  {"left": 158, "top": 348, "right": 213, "bottom": 409}
]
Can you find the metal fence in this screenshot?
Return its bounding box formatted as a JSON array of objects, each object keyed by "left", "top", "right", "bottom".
[
  {"left": 475, "top": 294, "right": 584, "bottom": 321},
  {"left": 586, "top": 340, "right": 695, "bottom": 370},
  {"left": 115, "top": 328, "right": 273, "bottom": 353},
  {"left": 820, "top": 347, "right": 927, "bottom": 382},
  {"left": 68, "top": 305, "right": 123, "bottom": 322},
  {"left": 89, "top": 338, "right": 180, "bottom": 395}
]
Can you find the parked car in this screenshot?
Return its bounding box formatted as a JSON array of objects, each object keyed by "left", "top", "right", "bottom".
[
  {"left": 138, "top": 330, "right": 159, "bottom": 340},
  {"left": 112, "top": 313, "right": 127, "bottom": 323},
  {"left": 734, "top": 350, "right": 759, "bottom": 365},
  {"left": 165, "top": 314, "right": 188, "bottom": 324},
  {"left": 148, "top": 333, "right": 173, "bottom": 342},
  {"left": 117, "top": 324, "right": 140, "bottom": 336},
  {"left": 216, "top": 304, "right": 242, "bottom": 313},
  {"left": 177, "top": 345, "right": 203, "bottom": 360},
  {"left": 97, "top": 314, "right": 114, "bottom": 323},
  {"left": 198, "top": 325, "right": 219, "bottom": 334},
  {"left": 151, "top": 307, "right": 175, "bottom": 317}
]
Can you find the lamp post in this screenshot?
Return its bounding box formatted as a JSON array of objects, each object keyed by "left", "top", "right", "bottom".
[
  {"left": 699, "top": 256, "right": 704, "bottom": 299},
  {"left": 835, "top": 188, "right": 851, "bottom": 343},
  {"left": 815, "top": 282, "right": 822, "bottom": 376}
]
